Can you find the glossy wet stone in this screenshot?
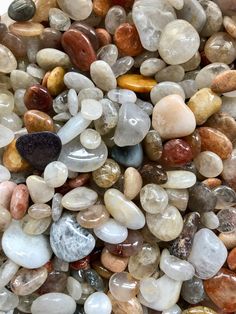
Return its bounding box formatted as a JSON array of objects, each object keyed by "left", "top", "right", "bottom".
[
  {"left": 117, "top": 74, "right": 156, "bottom": 93},
  {"left": 92, "top": 159, "right": 120, "bottom": 188},
  {"left": 101, "top": 247, "right": 128, "bottom": 273},
  {"left": 211, "top": 69, "right": 236, "bottom": 94},
  {"left": 8, "top": 0, "right": 36, "bottom": 22},
  {"left": 70, "top": 22, "right": 99, "bottom": 51},
  {"left": 40, "top": 28, "right": 62, "bottom": 50},
  {"left": 90, "top": 60, "right": 117, "bottom": 91},
  {"left": 36, "top": 48, "right": 71, "bottom": 71},
  {"left": 57, "top": 0, "right": 92, "bottom": 21},
  {"left": 182, "top": 307, "right": 217, "bottom": 314},
  {"left": 22, "top": 214, "right": 52, "bottom": 235},
  {"left": 24, "top": 85, "right": 53, "bottom": 113},
  {"left": 188, "top": 182, "right": 217, "bottom": 213},
  {"left": 213, "top": 185, "right": 236, "bottom": 209},
  {"left": 94, "top": 218, "right": 128, "bottom": 244},
  {"left": 16, "top": 132, "right": 62, "bottom": 171},
  {"left": 76, "top": 204, "right": 109, "bottom": 229},
  {"left": 0, "top": 44, "right": 17, "bottom": 74},
  {"left": 24, "top": 110, "right": 54, "bottom": 133},
  {"left": 49, "top": 8, "right": 71, "bottom": 31},
  {"left": 1, "top": 32, "right": 27, "bottom": 59},
  {"left": 38, "top": 270, "right": 67, "bottom": 294},
  {"left": 94, "top": 98, "right": 118, "bottom": 135},
  {"left": 124, "top": 167, "right": 142, "bottom": 200},
  {"left": 0, "top": 181, "right": 16, "bottom": 209},
  {"left": 109, "top": 272, "right": 138, "bottom": 302},
  {"left": 217, "top": 207, "right": 236, "bottom": 233},
  {"left": 10, "top": 184, "right": 29, "bottom": 220},
  {"left": 181, "top": 277, "right": 205, "bottom": 305},
  {"left": 26, "top": 175, "right": 54, "bottom": 203},
  {"left": 28, "top": 204, "right": 52, "bottom": 220},
  {"left": 9, "top": 21, "right": 44, "bottom": 37},
  {"left": 0, "top": 206, "right": 12, "bottom": 232},
  {"left": 111, "top": 144, "right": 143, "bottom": 168},
  {"left": 0, "top": 287, "right": 19, "bottom": 312},
  {"left": 46, "top": 67, "right": 66, "bottom": 97},
  {"left": 140, "top": 184, "right": 168, "bottom": 214},
  {"left": 161, "top": 139, "right": 193, "bottom": 167},
  {"left": 155, "top": 65, "right": 185, "bottom": 83},
  {"left": 61, "top": 187, "right": 97, "bottom": 211},
  {"left": 143, "top": 131, "right": 162, "bottom": 161},
  {"left": 108, "top": 292, "right": 142, "bottom": 314},
  {"left": 140, "top": 163, "right": 167, "bottom": 185},
  {"left": 194, "top": 151, "right": 223, "bottom": 178},
  {"left": 0, "top": 259, "right": 19, "bottom": 290},
  {"left": 50, "top": 213, "right": 95, "bottom": 262},
  {"left": 227, "top": 247, "right": 236, "bottom": 270}
]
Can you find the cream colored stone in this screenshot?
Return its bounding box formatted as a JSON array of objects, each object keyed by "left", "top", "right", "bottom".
[{"left": 124, "top": 167, "right": 143, "bottom": 200}]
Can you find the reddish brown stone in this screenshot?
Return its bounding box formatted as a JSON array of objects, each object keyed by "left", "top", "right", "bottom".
[
  {"left": 211, "top": 70, "right": 236, "bottom": 93},
  {"left": 227, "top": 247, "right": 236, "bottom": 270},
  {"left": 68, "top": 173, "right": 91, "bottom": 189},
  {"left": 198, "top": 127, "right": 233, "bottom": 160},
  {"left": 1, "top": 32, "right": 27, "bottom": 58},
  {"left": 161, "top": 139, "right": 193, "bottom": 167},
  {"left": 112, "top": 0, "right": 134, "bottom": 8},
  {"left": 24, "top": 84, "right": 53, "bottom": 112},
  {"left": 93, "top": 0, "right": 112, "bottom": 17},
  {"left": 61, "top": 29, "right": 97, "bottom": 72},
  {"left": 204, "top": 268, "right": 236, "bottom": 312},
  {"left": 95, "top": 28, "right": 112, "bottom": 47},
  {"left": 70, "top": 22, "right": 99, "bottom": 51},
  {"left": 10, "top": 184, "right": 29, "bottom": 220},
  {"left": 202, "top": 178, "right": 222, "bottom": 189},
  {"left": 183, "top": 130, "right": 202, "bottom": 158},
  {"left": 70, "top": 256, "right": 90, "bottom": 270},
  {"left": 114, "top": 23, "right": 144, "bottom": 57},
  {"left": 24, "top": 110, "right": 54, "bottom": 133}
]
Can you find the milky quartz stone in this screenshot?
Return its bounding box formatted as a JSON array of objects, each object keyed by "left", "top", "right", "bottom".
[
  {"left": 158, "top": 20, "right": 200, "bottom": 65},
  {"left": 84, "top": 292, "right": 112, "bottom": 314},
  {"left": 31, "top": 293, "right": 76, "bottom": 314},
  {"left": 150, "top": 82, "right": 185, "bottom": 105},
  {"left": 0, "top": 44, "right": 17, "bottom": 74},
  {"left": 44, "top": 161, "right": 68, "bottom": 188},
  {"left": 68, "top": 89, "right": 78, "bottom": 116},
  {"left": 81, "top": 99, "right": 103, "bottom": 120},
  {"left": 36, "top": 48, "right": 71, "bottom": 71},
  {"left": 62, "top": 187, "right": 98, "bottom": 211},
  {"left": 94, "top": 218, "right": 128, "bottom": 244},
  {"left": 107, "top": 89, "right": 137, "bottom": 104},
  {"left": 155, "top": 65, "right": 185, "bottom": 83},
  {"left": 140, "top": 58, "right": 166, "bottom": 77},
  {"left": 0, "top": 287, "right": 19, "bottom": 312},
  {"left": 64, "top": 72, "right": 94, "bottom": 92},
  {"left": 0, "top": 124, "right": 14, "bottom": 149},
  {"left": 109, "top": 272, "right": 139, "bottom": 302},
  {"left": 0, "top": 90, "right": 14, "bottom": 115},
  {"left": 90, "top": 61, "right": 117, "bottom": 92},
  {"left": 57, "top": 0, "right": 92, "bottom": 21},
  {"left": 132, "top": 0, "right": 176, "bottom": 52},
  {"left": 140, "top": 184, "right": 168, "bottom": 214},
  {"left": 194, "top": 151, "right": 223, "bottom": 178},
  {"left": 49, "top": 8, "right": 71, "bottom": 31},
  {"left": 188, "top": 228, "right": 227, "bottom": 279},
  {"left": 26, "top": 175, "right": 54, "bottom": 203},
  {"left": 160, "top": 171, "right": 196, "bottom": 189},
  {"left": 0, "top": 260, "right": 19, "bottom": 290},
  {"left": 0, "top": 165, "right": 11, "bottom": 183},
  {"left": 104, "top": 189, "right": 145, "bottom": 230},
  {"left": 112, "top": 56, "right": 134, "bottom": 78},
  {"left": 166, "top": 188, "right": 189, "bottom": 212},
  {"left": 66, "top": 277, "right": 82, "bottom": 302},
  {"left": 80, "top": 129, "right": 101, "bottom": 150},
  {"left": 97, "top": 44, "right": 118, "bottom": 66}
]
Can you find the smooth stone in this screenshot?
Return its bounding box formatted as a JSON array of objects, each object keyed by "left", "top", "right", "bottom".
[
  {"left": 107, "top": 89, "right": 137, "bottom": 104},
  {"left": 50, "top": 213, "right": 95, "bottom": 262},
  {"left": 0, "top": 206, "right": 12, "bottom": 232},
  {"left": 0, "top": 287, "right": 19, "bottom": 312},
  {"left": 104, "top": 188, "right": 145, "bottom": 230},
  {"left": 80, "top": 129, "right": 101, "bottom": 150},
  {"left": 26, "top": 175, "right": 54, "bottom": 203},
  {"left": 211, "top": 69, "right": 236, "bottom": 94},
  {"left": 105, "top": 5, "right": 126, "bottom": 35},
  {"left": 162, "top": 304, "right": 182, "bottom": 314},
  {"left": 167, "top": 0, "right": 184, "bottom": 9},
  {"left": 158, "top": 20, "right": 200, "bottom": 65},
  {"left": 84, "top": 292, "right": 112, "bottom": 314},
  {"left": 143, "top": 130, "right": 163, "bottom": 161},
  {"left": 59, "top": 139, "right": 108, "bottom": 172},
  {"left": 8, "top": 0, "right": 36, "bottom": 22},
  {"left": 23, "top": 110, "right": 54, "bottom": 133},
  {"left": 62, "top": 187, "right": 97, "bottom": 211},
  {"left": 81, "top": 99, "right": 103, "bottom": 120},
  {"left": 67, "top": 277, "right": 82, "bottom": 301},
  {"left": 180, "top": 52, "right": 201, "bottom": 71},
  {"left": 51, "top": 193, "right": 63, "bottom": 222},
  {"left": 161, "top": 139, "right": 193, "bottom": 167},
  {"left": 77, "top": 204, "right": 109, "bottom": 229},
  {"left": 9, "top": 21, "right": 44, "bottom": 37},
  {"left": 117, "top": 74, "right": 156, "bottom": 93},
  {"left": 155, "top": 65, "right": 185, "bottom": 83},
  {"left": 160, "top": 171, "right": 196, "bottom": 189},
  {"left": 49, "top": 8, "right": 71, "bottom": 31},
  {"left": 182, "top": 307, "right": 217, "bottom": 314},
  {"left": 200, "top": 0, "right": 223, "bottom": 37},
  {"left": 227, "top": 247, "right": 236, "bottom": 270},
  {"left": 0, "top": 90, "right": 14, "bottom": 115},
  {"left": 57, "top": 0, "right": 92, "bottom": 21},
  {"left": 111, "top": 144, "right": 143, "bottom": 168},
  {"left": 47, "top": 66, "right": 66, "bottom": 96},
  {"left": 140, "top": 163, "right": 167, "bottom": 185},
  {"left": 10, "top": 70, "right": 38, "bottom": 91},
  {"left": 0, "top": 125, "right": 14, "bottom": 149},
  {"left": 16, "top": 132, "right": 62, "bottom": 170},
  {"left": 0, "top": 181, "right": 17, "bottom": 209},
  {"left": 152, "top": 95, "right": 196, "bottom": 140},
  {"left": 151, "top": 82, "right": 185, "bottom": 105},
  {"left": 108, "top": 292, "right": 142, "bottom": 314},
  {"left": 201, "top": 212, "right": 220, "bottom": 230},
  {"left": 136, "top": 99, "right": 153, "bottom": 115},
  {"left": 194, "top": 151, "right": 223, "bottom": 178},
  {"left": 109, "top": 272, "right": 138, "bottom": 302},
  {"left": 68, "top": 89, "right": 79, "bottom": 116},
  {"left": 181, "top": 277, "right": 205, "bottom": 304},
  {"left": 94, "top": 218, "right": 128, "bottom": 244},
  {"left": 70, "top": 21, "right": 99, "bottom": 51},
  {"left": 166, "top": 188, "right": 188, "bottom": 212},
  {"left": 31, "top": 293, "right": 76, "bottom": 314},
  {"left": 124, "top": 167, "right": 143, "bottom": 200},
  {"left": 213, "top": 185, "right": 236, "bottom": 210},
  {"left": 78, "top": 87, "right": 103, "bottom": 107},
  {"left": 140, "top": 184, "right": 168, "bottom": 214},
  {"left": 219, "top": 230, "right": 236, "bottom": 250},
  {"left": 140, "top": 58, "right": 166, "bottom": 77},
  {"left": 94, "top": 99, "right": 118, "bottom": 135},
  {"left": 10, "top": 184, "right": 29, "bottom": 220},
  {"left": 114, "top": 102, "right": 151, "bottom": 147},
  {"left": 101, "top": 247, "right": 129, "bottom": 273},
  {"left": 111, "top": 56, "right": 134, "bottom": 78},
  {"left": 36, "top": 48, "right": 71, "bottom": 71},
  {"left": 0, "top": 44, "right": 17, "bottom": 74},
  {"left": 90, "top": 61, "right": 117, "bottom": 91},
  {"left": 92, "top": 159, "right": 121, "bottom": 189},
  {"left": 28, "top": 203, "right": 52, "bottom": 219},
  {"left": 188, "top": 182, "right": 217, "bottom": 213},
  {"left": 224, "top": 16, "right": 236, "bottom": 39},
  {"left": 38, "top": 270, "right": 67, "bottom": 294},
  {"left": 132, "top": 0, "right": 176, "bottom": 51},
  {"left": 188, "top": 228, "right": 227, "bottom": 279},
  {"left": 64, "top": 72, "right": 94, "bottom": 93},
  {"left": 43, "top": 161, "right": 68, "bottom": 188},
  {"left": 24, "top": 84, "right": 53, "bottom": 113},
  {"left": 22, "top": 214, "right": 51, "bottom": 235},
  {"left": 97, "top": 44, "right": 118, "bottom": 66},
  {"left": 217, "top": 207, "right": 236, "bottom": 233},
  {"left": 0, "top": 260, "right": 19, "bottom": 290},
  {"left": 0, "top": 113, "right": 22, "bottom": 132},
  {"left": 2, "top": 220, "right": 52, "bottom": 269}
]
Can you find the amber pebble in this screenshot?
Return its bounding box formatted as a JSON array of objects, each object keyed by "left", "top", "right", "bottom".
[
  {"left": 38, "top": 270, "right": 67, "bottom": 294},
  {"left": 105, "top": 230, "right": 143, "bottom": 257},
  {"left": 3, "top": 139, "right": 31, "bottom": 173},
  {"left": 205, "top": 112, "right": 236, "bottom": 143},
  {"left": 95, "top": 28, "right": 112, "bottom": 47},
  {"left": 211, "top": 70, "right": 236, "bottom": 94},
  {"left": 9, "top": 22, "right": 44, "bottom": 37},
  {"left": 92, "top": 159, "right": 121, "bottom": 188},
  {"left": 61, "top": 29, "right": 97, "bottom": 72},
  {"left": 76, "top": 204, "right": 109, "bottom": 228},
  {"left": 117, "top": 74, "right": 156, "bottom": 93},
  {"left": 204, "top": 268, "right": 236, "bottom": 312},
  {"left": 92, "top": 260, "right": 113, "bottom": 279},
  {"left": 28, "top": 203, "right": 52, "bottom": 219},
  {"left": 32, "top": 0, "right": 58, "bottom": 23},
  {"left": 93, "top": 0, "right": 112, "bottom": 16},
  {"left": 40, "top": 28, "right": 62, "bottom": 50},
  {"left": 101, "top": 247, "right": 128, "bottom": 273},
  {"left": 140, "top": 163, "right": 167, "bottom": 185},
  {"left": 202, "top": 178, "right": 222, "bottom": 189},
  {"left": 70, "top": 256, "right": 90, "bottom": 270},
  {"left": 24, "top": 110, "right": 54, "bottom": 133},
  {"left": 0, "top": 205, "right": 12, "bottom": 231},
  {"left": 161, "top": 139, "right": 193, "bottom": 167},
  {"left": 182, "top": 306, "right": 217, "bottom": 314},
  {"left": 108, "top": 291, "right": 143, "bottom": 314},
  {"left": 10, "top": 184, "right": 29, "bottom": 220},
  {"left": 24, "top": 84, "right": 53, "bottom": 112},
  {"left": 10, "top": 267, "right": 48, "bottom": 296},
  {"left": 184, "top": 130, "right": 202, "bottom": 158},
  {"left": 198, "top": 127, "right": 233, "bottom": 160},
  {"left": 1, "top": 32, "right": 27, "bottom": 58},
  {"left": 114, "top": 23, "right": 143, "bottom": 57},
  {"left": 143, "top": 130, "right": 163, "bottom": 161},
  {"left": 42, "top": 71, "right": 51, "bottom": 87},
  {"left": 47, "top": 67, "right": 65, "bottom": 96},
  {"left": 70, "top": 22, "right": 99, "bottom": 51}
]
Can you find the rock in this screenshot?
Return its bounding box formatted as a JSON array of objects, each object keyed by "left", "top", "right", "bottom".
[
  {"left": 62, "top": 187, "right": 97, "bottom": 211},
  {"left": 194, "top": 151, "right": 223, "bottom": 178},
  {"left": 77, "top": 204, "right": 109, "bottom": 229},
  {"left": 201, "top": 211, "right": 220, "bottom": 230},
  {"left": 24, "top": 84, "right": 53, "bottom": 113},
  {"left": 24, "top": 110, "right": 54, "bottom": 133},
  {"left": 94, "top": 218, "right": 128, "bottom": 244},
  {"left": 43, "top": 161, "right": 68, "bottom": 188},
  {"left": 49, "top": 8, "right": 71, "bottom": 31},
  {"left": 8, "top": 0, "right": 36, "bottom": 21},
  {"left": 160, "top": 171, "right": 196, "bottom": 189},
  {"left": 124, "top": 167, "right": 142, "bottom": 200},
  {"left": 227, "top": 247, "right": 236, "bottom": 270},
  {"left": 26, "top": 175, "right": 54, "bottom": 203},
  {"left": 107, "top": 88, "right": 137, "bottom": 104},
  {"left": 70, "top": 21, "right": 99, "bottom": 51},
  {"left": 188, "top": 182, "right": 217, "bottom": 213},
  {"left": 2, "top": 220, "right": 52, "bottom": 269},
  {"left": 155, "top": 65, "right": 185, "bottom": 83},
  {"left": 0, "top": 44, "right": 17, "bottom": 74},
  {"left": 105, "top": 5, "right": 126, "bottom": 35},
  {"left": 181, "top": 277, "right": 205, "bottom": 304},
  {"left": 150, "top": 82, "right": 185, "bottom": 105},
  {"left": 112, "top": 56, "right": 134, "bottom": 78},
  {"left": 0, "top": 287, "right": 19, "bottom": 312},
  {"left": 57, "top": 0, "right": 92, "bottom": 20},
  {"left": 101, "top": 247, "right": 128, "bottom": 273},
  {"left": 80, "top": 129, "right": 101, "bottom": 150},
  {"left": 223, "top": 16, "right": 236, "bottom": 38},
  {"left": 10, "top": 184, "right": 29, "bottom": 220},
  {"left": 111, "top": 144, "right": 143, "bottom": 168},
  {"left": 219, "top": 230, "right": 236, "bottom": 249},
  {"left": 200, "top": 0, "right": 223, "bottom": 37},
  {"left": 64, "top": 72, "right": 94, "bottom": 92},
  {"left": 143, "top": 131, "right": 163, "bottom": 161},
  {"left": 36, "top": 48, "right": 71, "bottom": 70},
  {"left": 84, "top": 292, "right": 112, "bottom": 314},
  {"left": 140, "top": 163, "right": 167, "bottom": 185},
  {"left": 117, "top": 74, "right": 156, "bottom": 93},
  {"left": 217, "top": 207, "right": 236, "bottom": 233},
  {"left": 0, "top": 181, "right": 16, "bottom": 209},
  {"left": 182, "top": 307, "right": 217, "bottom": 314},
  {"left": 38, "top": 270, "right": 67, "bottom": 294},
  {"left": 10, "top": 70, "right": 38, "bottom": 91},
  {"left": 50, "top": 213, "right": 95, "bottom": 262},
  {"left": 22, "top": 215, "right": 52, "bottom": 235},
  {"left": 81, "top": 99, "right": 103, "bottom": 120},
  {"left": 166, "top": 188, "right": 189, "bottom": 212},
  {"left": 67, "top": 277, "right": 82, "bottom": 301},
  {"left": 109, "top": 272, "right": 138, "bottom": 302},
  {"left": 161, "top": 139, "right": 193, "bottom": 167},
  {"left": 211, "top": 70, "right": 236, "bottom": 93},
  {"left": 47, "top": 67, "right": 66, "bottom": 96},
  {"left": 92, "top": 159, "right": 121, "bottom": 188},
  {"left": 140, "top": 184, "right": 168, "bottom": 214},
  {"left": 90, "top": 60, "right": 116, "bottom": 91},
  {"left": 0, "top": 260, "right": 19, "bottom": 290},
  {"left": 0, "top": 206, "right": 12, "bottom": 232}
]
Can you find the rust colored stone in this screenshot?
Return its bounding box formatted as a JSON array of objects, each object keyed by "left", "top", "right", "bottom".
[
  {"left": 10, "top": 184, "right": 29, "bottom": 220},
  {"left": 70, "top": 256, "right": 90, "bottom": 270},
  {"left": 24, "top": 110, "right": 54, "bottom": 133},
  {"left": 24, "top": 84, "right": 53, "bottom": 112},
  {"left": 114, "top": 23, "right": 143, "bottom": 57},
  {"left": 93, "top": 0, "right": 112, "bottom": 17},
  {"left": 202, "top": 178, "right": 222, "bottom": 189},
  {"left": 1, "top": 32, "right": 27, "bottom": 58},
  {"left": 112, "top": 0, "right": 134, "bottom": 8},
  {"left": 47, "top": 67, "right": 66, "bottom": 96},
  {"left": 211, "top": 70, "right": 236, "bottom": 93},
  {"left": 68, "top": 173, "right": 91, "bottom": 188},
  {"left": 43, "top": 261, "right": 53, "bottom": 273},
  {"left": 95, "top": 28, "right": 112, "bottom": 47},
  {"left": 227, "top": 247, "right": 236, "bottom": 270},
  {"left": 61, "top": 29, "right": 97, "bottom": 72},
  {"left": 161, "top": 139, "right": 193, "bottom": 167},
  {"left": 70, "top": 22, "right": 99, "bottom": 51},
  {"left": 198, "top": 127, "right": 233, "bottom": 160}
]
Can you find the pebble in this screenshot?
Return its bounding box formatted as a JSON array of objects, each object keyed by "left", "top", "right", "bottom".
[
  {"left": 223, "top": 16, "right": 236, "bottom": 38},
  {"left": 117, "top": 74, "right": 156, "bottom": 93},
  {"left": 92, "top": 159, "right": 121, "bottom": 188},
  {"left": 188, "top": 182, "right": 217, "bottom": 213},
  {"left": 161, "top": 139, "right": 193, "bottom": 167},
  {"left": 77, "top": 204, "right": 109, "bottom": 228},
  {"left": 67, "top": 277, "right": 82, "bottom": 301},
  {"left": 80, "top": 129, "right": 101, "bottom": 150},
  {"left": 194, "top": 151, "right": 223, "bottom": 178},
  {"left": 0, "top": 125, "right": 14, "bottom": 149},
  {"left": 140, "top": 184, "right": 168, "bottom": 214},
  {"left": 108, "top": 292, "right": 142, "bottom": 314},
  {"left": 97, "top": 44, "right": 118, "bottom": 66},
  {"left": 0, "top": 260, "right": 19, "bottom": 290},
  {"left": 36, "top": 48, "right": 71, "bottom": 70},
  {"left": 10, "top": 70, "right": 38, "bottom": 91},
  {"left": 9, "top": 21, "right": 44, "bottom": 37},
  {"left": 155, "top": 65, "right": 185, "bottom": 83},
  {"left": 70, "top": 21, "right": 99, "bottom": 51},
  {"left": 28, "top": 203, "right": 52, "bottom": 220},
  {"left": 217, "top": 207, "right": 236, "bottom": 233},
  {"left": 84, "top": 292, "right": 112, "bottom": 314},
  {"left": 111, "top": 56, "right": 134, "bottom": 78},
  {"left": 26, "top": 175, "right": 54, "bottom": 203},
  {"left": 90, "top": 61, "right": 116, "bottom": 91},
  {"left": 24, "top": 110, "right": 54, "bottom": 133},
  {"left": 211, "top": 70, "right": 236, "bottom": 94},
  {"left": 46, "top": 67, "right": 66, "bottom": 96},
  {"left": 227, "top": 247, "right": 236, "bottom": 270},
  {"left": 0, "top": 181, "right": 16, "bottom": 209},
  {"left": 94, "top": 218, "right": 128, "bottom": 244},
  {"left": 0, "top": 44, "right": 17, "bottom": 74},
  {"left": 10, "top": 184, "right": 29, "bottom": 220},
  {"left": 24, "top": 84, "right": 53, "bottom": 112},
  {"left": 182, "top": 307, "right": 217, "bottom": 314},
  {"left": 219, "top": 230, "right": 236, "bottom": 250},
  {"left": 143, "top": 131, "right": 163, "bottom": 161},
  {"left": 57, "top": 0, "right": 92, "bottom": 20},
  {"left": 105, "top": 5, "right": 126, "bottom": 35},
  {"left": 49, "top": 8, "right": 71, "bottom": 31},
  {"left": 124, "top": 167, "right": 142, "bottom": 200},
  {"left": 101, "top": 247, "right": 128, "bottom": 273},
  {"left": 151, "top": 82, "right": 185, "bottom": 105},
  {"left": 109, "top": 272, "right": 138, "bottom": 302},
  {"left": 81, "top": 99, "right": 103, "bottom": 120},
  {"left": 200, "top": 0, "right": 223, "bottom": 37},
  {"left": 0, "top": 287, "right": 19, "bottom": 312},
  {"left": 201, "top": 211, "right": 220, "bottom": 230},
  {"left": 111, "top": 144, "right": 143, "bottom": 168},
  {"left": 107, "top": 88, "right": 136, "bottom": 104},
  {"left": 61, "top": 187, "right": 97, "bottom": 211},
  {"left": 8, "top": 0, "right": 36, "bottom": 22},
  {"left": 64, "top": 72, "right": 94, "bottom": 92},
  {"left": 43, "top": 161, "right": 68, "bottom": 188},
  {"left": 181, "top": 277, "right": 205, "bottom": 305},
  {"left": 0, "top": 206, "right": 12, "bottom": 232},
  {"left": 160, "top": 171, "right": 196, "bottom": 189},
  {"left": 166, "top": 188, "right": 189, "bottom": 212}
]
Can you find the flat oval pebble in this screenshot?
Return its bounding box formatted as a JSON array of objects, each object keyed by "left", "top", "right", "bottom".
[
  {"left": 151, "top": 82, "right": 185, "bottom": 105},
  {"left": 0, "top": 44, "right": 17, "bottom": 74},
  {"left": 90, "top": 60, "right": 117, "bottom": 92},
  {"left": 117, "top": 74, "right": 156, "bottom": 93},
  {"left": 140, "top": 184, "right": 168, "bottom": 214},
  {"left": 62, "top": 187, "right": 98, "bottom": 211},
  {"left": 57, "top": 0, "right": 92, "bottom": 21},
  {"left": 22, "top": 214, "right": 52, "bottom": 235},
  {"left": 24, "top": 110, "right": 54, "bottom": 133},
  {"left": 194, "top": 151, "right": 223, "bottom": 178},
  {"left": 94, "top": 218, "right": 128, "bottom": 244},
  {"left": 8, "top": 0, "right": 36, "bottom": 21},
  {"left": 124, "top": 167, "right": 143, "bottom": 200},
  {"left": 9, "top": 22, "right": 44, "bottom": 37},
  {"left": 64, "top": 72, "right": 94, "bottom": 92},
  {"left": 26, "top": 175, "right": 54, "bottom": 204},
  {"left": 160, "top": 171, "right": 196, "bottom": 189},
  {"left": 36, "top": 48, "right": 71, "bottom": 71}
]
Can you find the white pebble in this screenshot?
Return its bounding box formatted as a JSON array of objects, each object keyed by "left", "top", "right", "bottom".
[
  {"left": 81, "top": 99, "right": 103, "bottom": 120},
  {"left": 0, "top": 165, "right": 11, "bottom": 183},
  {"left": 44, "top": 161, "right": 68, "bottom": 188},
  {"left": 68, "top": 89, "right": 79, "bottom": 116},
  {"left": 84, "top": 292, "right": 112, "bottom": 314},
  {"left": 80, "top": 129, "right": 101, "bottom": 150}
]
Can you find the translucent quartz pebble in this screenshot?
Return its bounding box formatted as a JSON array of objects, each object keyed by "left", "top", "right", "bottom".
[
  {"left": 10, "top": 70, "right": 38, "bottom": 91},
  {"left": 50, "top": 213, "right": 95, "bottom": 262},
  {"left": 31, "top": 293, "right": 76, "bottom": 314},
  {"left": 77, "top": 205, "right": 109, "bottom": 228},
  {"left": 38, "top": 270, "right": 67, "bottom": 294},
  {"left": 78, "top": 87, "right": 103, "bottom": 107},
  {"left": 68, "top": 89, "right": 78, "bottom": 116},
  {"left": 97, "top": 44, "right": 118, "bottom": 66},
  {"left": 114, "top": 102, "right": 150, "bottom": 147},
  {"left": 53, "top": 91, "right": 68, "bottom": 114},
  {"left": 0, "top": 287, "right": 19, "bottom": 312},
  {"left": 2, "top": 220, "right": 52, "bottom": 269},
  {"left": 104, "top": 189, "right": 145, "bottom": 230},
  {"left": 57, "top": 0, "right": 92, "bottom": 21},
  {"left": 188, "top": 182, "right": 217, "bottom": 213},
  {"left": 94, "top": 99, "right": 118, "bottom": 135},
  {"left": 181, "top": 276, "right": 205, "bottom": 304},
  {"left": 84, "top": 292, "right": 112, "bottom": 314},
  {"left": 143, "top": 130, "right": 162, "bottom": 161},
  {"left": 177, "top": 0, "right": 206, "bottom": 32},
  {"left": 150, "top": 82, "right": 185, "bottom": 105},
  {"left": 188, "top": 228, "right": 227, "bottom": 279},
  {"left": 224, "top": 16, "right": 236, "bottom": 38},
  {"left": 109, "top": 272, "right": 138, "bottom": 302},
  {"left": 61, "top": 187, "right": 98, "bottom": 211},
  {"left": 0, "top": 125, "right": 14, "bottom": 149},
  {"left": 140, "top": 277, "right": 160, "bottom": 303},
  {"left": 146, "top": 205, "right": 183, "bottom": 241},
  {"left": 158, "top": 20, "right": 200, "bottom": 65},
  {"left": 152, "top": 95, "right": 196, "bottom": 140},
  {"left": 0, "top": 260, "right": 19, "bottom": 290},
  {"left": 0, "top": 112, "right": 23, "bottom": 132},
  {"left": 64, "top": 72, "right": 94, "bottom": 93},
  {"left": 36, "top": 48, "right": 71, "bottom": 70},
  {"left": 21, "top": 214, "right": 51, "bottom": 235},
  {"left": 44, "top": 161, "right": 68, "bottom": 188},
  {"left": 200, "top": 0, "right": 223, "bottom": 37},
  {"left": 155, "top": 65, "right": 185, "bottom": 83},
  {"left": 92, "top": 159, "right": 121, "bottom": 188},
  {"left": 140, "top": 184, "right": 168, "bottom": 214},
  {"left": 0, "top": 181, "right": 16, "bottom": 209},
  {"left": 90, "top": 61, "right": 117, "bottom": 91},
  {"left": 217, "top": 208, "right": 236, "bottom": 233},
  {"left": 80, "top": 129, "right": 101, "bottom": 150},
  {"left": 0, "top": 165, "right": 11, "bottom": 183},
  {"left": 0, "top": 205, "right": 12, "bottom": 232},
  {"left": 0, "top": 44, "right": 17, "bottom": 74},
  {"left": 26, "top": 175, "right": 54, "bottom": 203},
  {"left": 138, "top": 275, "right": 182, "bottom": 311},
  {"left": 167, "top": 0, "right": 184, "bottom": 10},
  {"left": 28, "top": 203, "right": 52, "bottom": 220},
  {"left": 182, "top": 307, "right": 217, "bottom": 314},
  {"left": 27, "top": 63, "right": 46, "bottom": 80},
  {"left": 0, "top": 90, "right": 14, "bottom": 114},
  {"left": 178, "top": 80, "right": 198, "bottom": 99},
  {"left": 10, "top": 266, "right": 48, "bottom": 296},
  {"left": 194, "top": 151, "right": 223, "bottom": 177},
  {"left": 160, "top": 249, "right": 195, "bottom": 281},
  {"left": 67, "top": 277, "right": 82, "bottom": 302},
  {"left": 59, "top": 138, "right": 108, "bottom": 172},
  {"left": 180, "top": 52, "right": 201, "bottom": 71},
  {"left": 166, "top": 188, "right": 189, "bottom": 211},
  {"left": 94, "top": 218, "right": 128, "bottom": 244},
  {"left": 128, "top": 243, "right": 160, "bottom": 280},
  {"left": 81, "top": 99, "right": 103, "bottom": 120},
  {"left": 107, "top": 89, "right": 136, "bottom": 104},
  {"left": 57, "top": 113, "right": 91, "bottom": 145},
  {"left": 14, "top": 90, "right": 27, "bottom": 115},
  {"left": 222, "top": 148, "right": 236, "bottom": 190},
  {"left": 201, "top": 212, "right": 220, "bottom": 230},
  {"left": 213, "top": 185, "right": 236, "bottom": 210},
  {"left": 17, "top": 294, "right": 37, "bottom": 313},
  {"left": 136, "top": 99, "right": 153, "bottom": 116},
  {"left": 160, "top": 171, "right": 196, "bottom": 189},
  {"left": 132, "top": 0, "right": 176, "bottom": 52},
  {"left": 105, "top": 6, "right": 126, "bottom": 35},
  {"left": 140, "top": 58, "right": 166, "bottom": 77},
  {"left": 111, "top": 56, "right": 134, "bottom": 78},
  {"left": 49, "top": 8, "right": 71, "bottom": 31}
]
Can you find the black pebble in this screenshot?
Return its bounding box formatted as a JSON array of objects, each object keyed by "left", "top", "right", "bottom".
[{"left": 8, "top": 0, "right": 36, "bottom": 22}]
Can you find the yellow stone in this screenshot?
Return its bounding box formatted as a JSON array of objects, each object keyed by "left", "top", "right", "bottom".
[
  {"left": 188, "top": 88, "right": 222, "bottom": 125},
  {"left": 47, "top": 67, "right": 66, "bottom": 96},
  {"left": 3, "top": 140, "right": 31, "bottom": 173},
  {"left": 182, "top": 306, "right": 217, "bottom": 314},
  {"left": 117, "top": 74, "right": 157, "bottom": 93}
]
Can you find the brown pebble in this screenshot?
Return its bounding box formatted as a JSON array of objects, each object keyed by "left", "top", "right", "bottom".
[
  {"left": 211, "top": 70, "right": 236, "bottom": 93},
  {"left": 93, "top": 0, "right": 112, "bottom": 17},
  {"left": 47, "top": 67, "right": 66, "bottom": 96},
  {"left": 70, "top": 22, "right": 99, "bottom": 51},
  {"left": 24, "top": 110, "right": 54, "bottom": 133},
  {"left": 24, "top": 84, "right": 53, "bottom": 112},
  {"left": 92, "top": 260, "right": 113, "bottom": 279},
  {"left": 40, "top": 28, "right": 62, "bottom": 50},
  {"left": 114, "top": 23, "right": 143, "bottom": 57},
  {"left": 68, "top": 173, "right": 91, "bottom": 189},
  {"left": 10, "top": 184, "right": 29, "bottom": 220},
  {"left": 9, "top": 22, "right": 44, "bottom": 37},
  {"left": 219, "top": 230, "right": 236, "bottom": 250},
  {"left": 101, "top": 247, "right": 128, "bottom": 272},
  {"left": 1, "top": 32, "right": 27, "bottom": 58},
  {"left": 202, "top": 178, "right": 222, "bottom": 189},
  {"left": 227, "top": 247, "right": 236, "bottom": 270},
  {"left": 95, "top": 28, "right": 112, "bottom": 47}
]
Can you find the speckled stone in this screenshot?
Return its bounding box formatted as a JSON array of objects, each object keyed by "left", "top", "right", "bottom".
[
  {"left": 50, "top": 213, "right": 96, "bottom": 262},
  {"left": 16, "top": 132, "right": 62, "bottom": 171}
]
